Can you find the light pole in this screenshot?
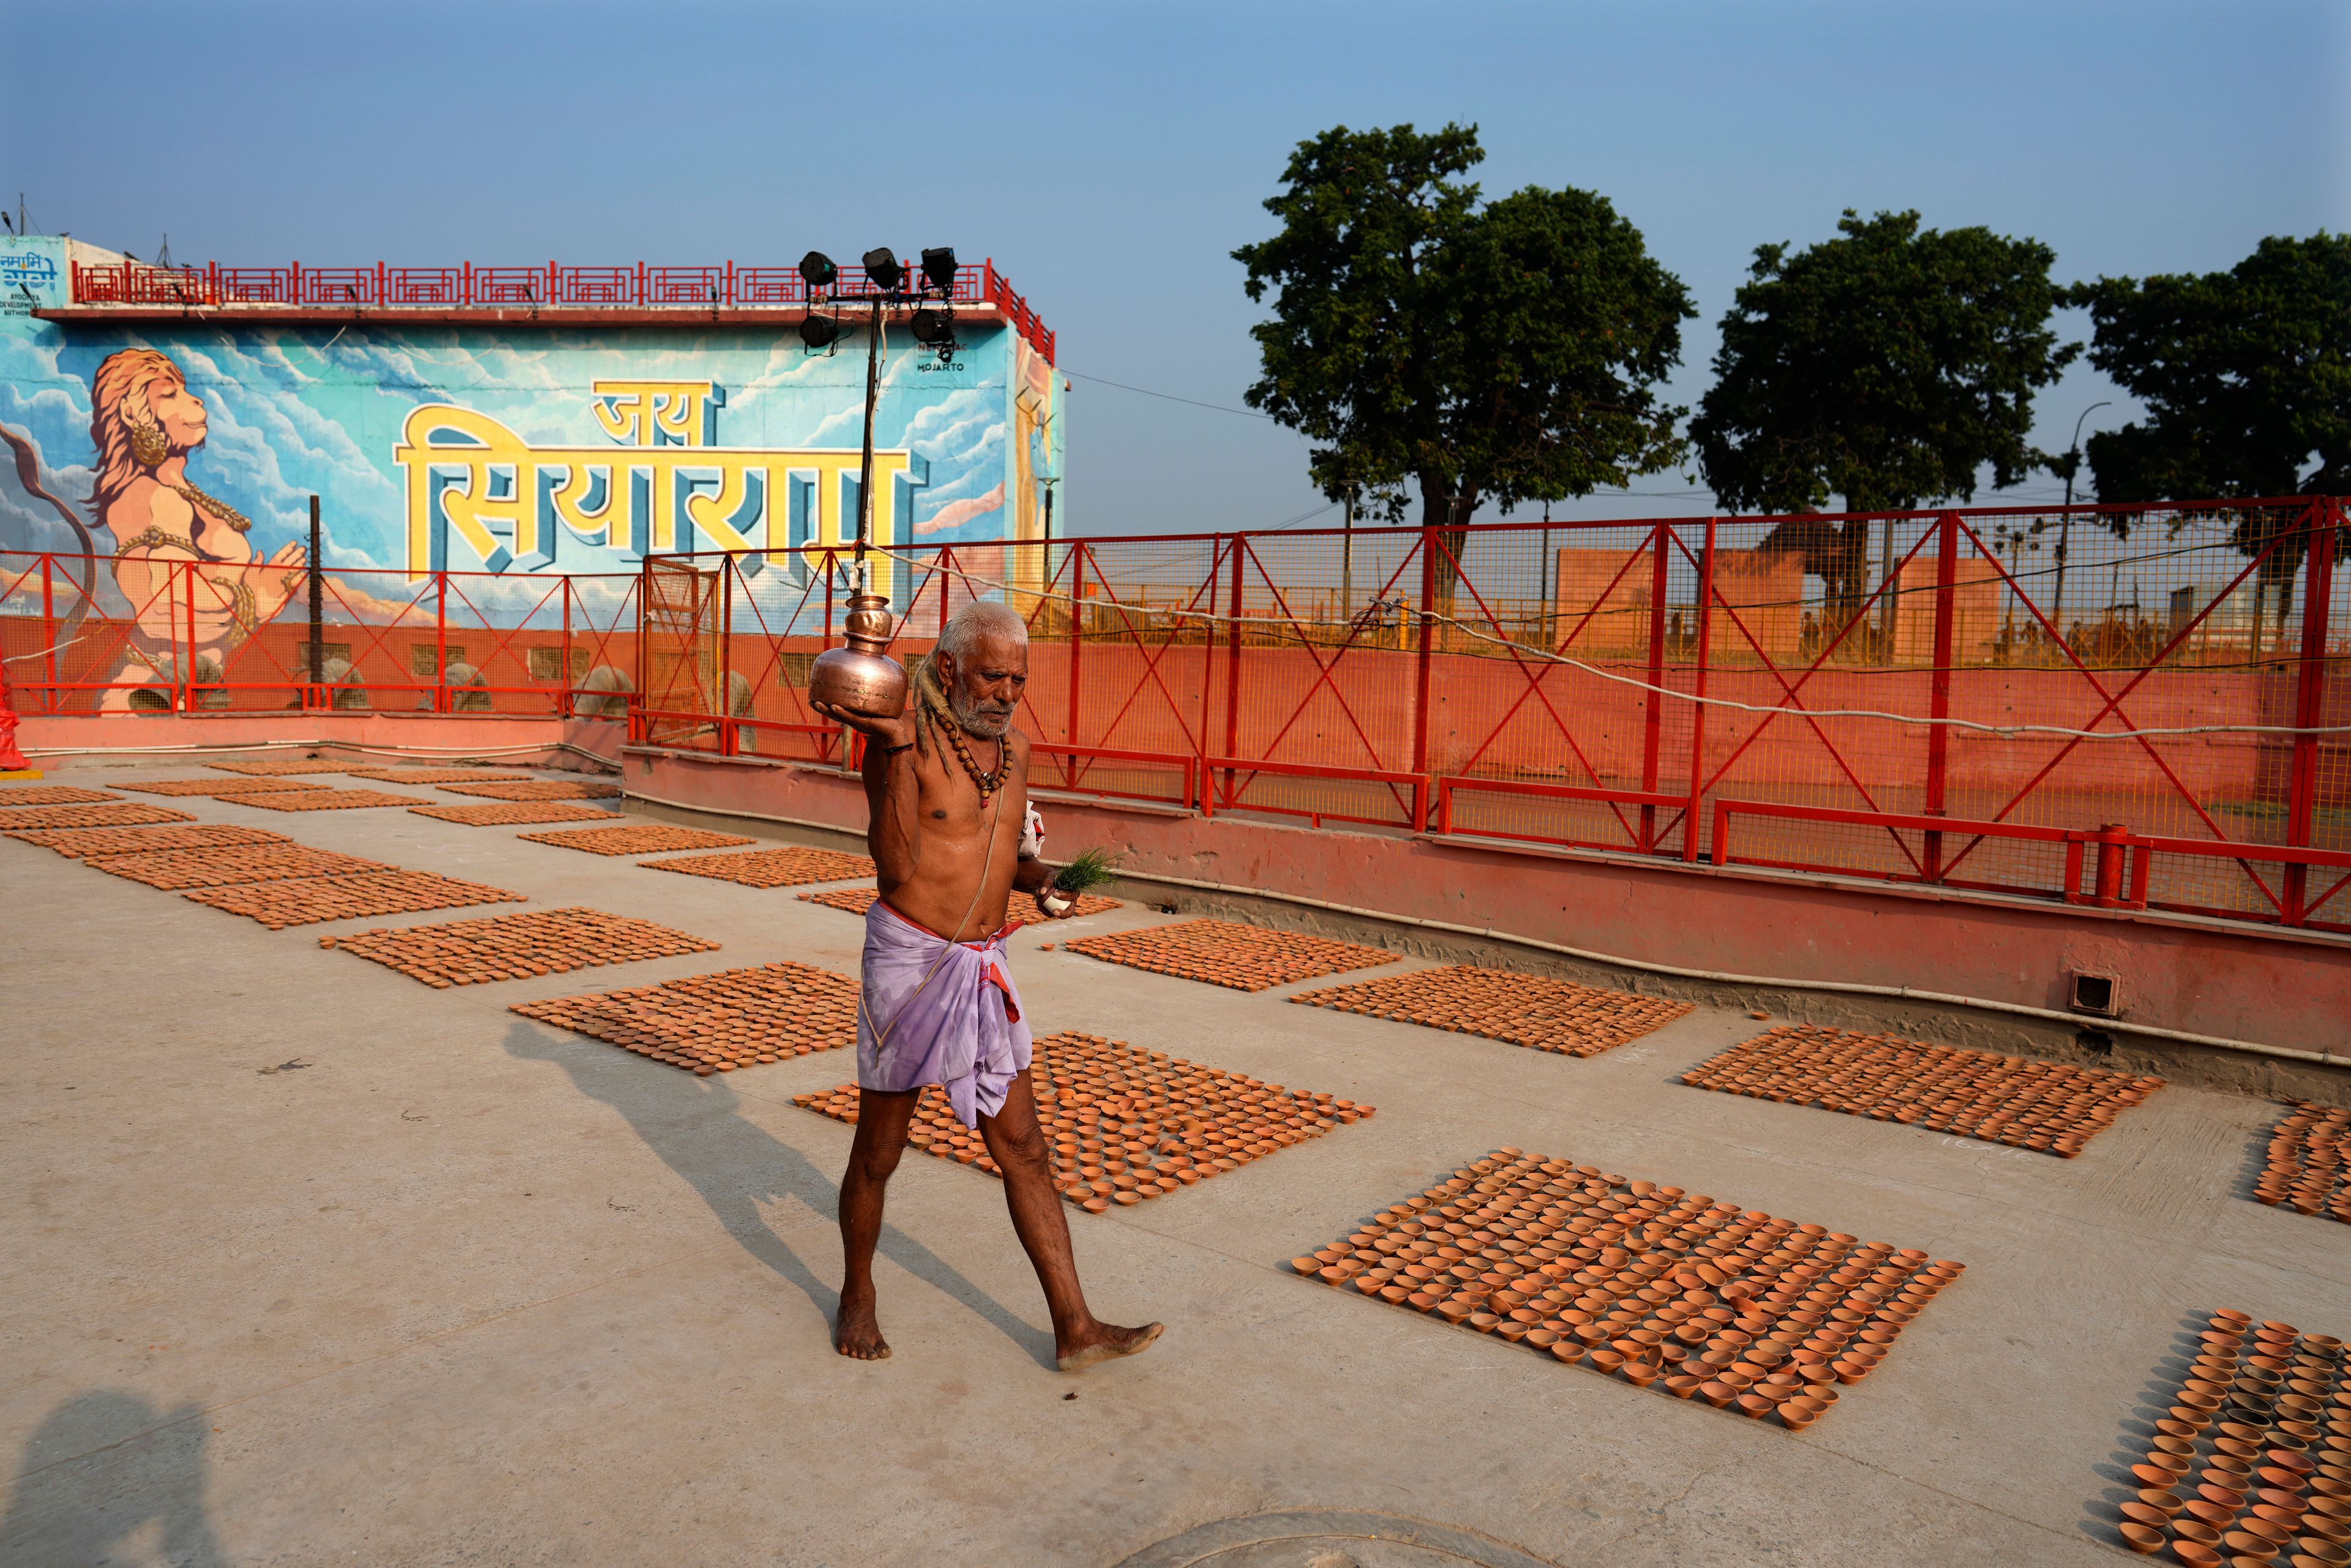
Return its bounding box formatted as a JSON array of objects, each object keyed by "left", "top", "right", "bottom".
[
  {"left": 798, "top": 246, "right": 962, "bottom": 595},
  {"left": 2050, "top": 400, "right": 2110, "bottom": 634}
]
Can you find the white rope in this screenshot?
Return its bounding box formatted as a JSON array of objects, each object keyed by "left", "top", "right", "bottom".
[
  {"left": 2, "top": 632, "right": 86, "bottom": 664},
  {"left": 857, "top": 544, "right": 2351, "bottom": 742}
]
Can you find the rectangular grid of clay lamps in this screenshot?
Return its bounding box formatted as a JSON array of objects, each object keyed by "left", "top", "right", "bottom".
[
  {"left": 185, "top": 870, "right": 529, "bottom": 930},
  {"left": 1679, "top": 1024, "right": 2162, "bottom": 1158},
  {"left": 0, "top": 802, "right": 198, "bottom": 830},
  {"left": 0, "top": 786, "right": 125, "bottom": 806},
  {"left": 230, "top": 788, "right": 427, "bottom": 812},
  {"left": 342, "top": 768, "right": 522, "bottom": 785},
  {"left": 793, "top": 1029, "right": 1374, "bottom": 1212},
  {"left": 798, "top": 883, "right": 1124, "bottom": 929},
  {"left": 116, "top": 778, "right": 330, "bottom": 797},
  {"left": 2112, "top": 1308, "right": 2351, "bottom": 1564},
  {"left": 434, "top": 779, "right": 623, "bottom": 801},
  {"left": 1063, "top": 919, "right": 1395, "bottom": 992},
  {"left": 1290, "top": 965, "right": 1695, "bottom": 1057},
  {"left": 642, "top": 845, "right": 877, "bottom": 888},
  {"left": 84, "top": 843, "right": 395, "bottom": 890},
  {"left": 2256, "top": 1103, "right": 2351, "bottom": 1225},
  {"left": 408, "top": 801, "right": 624, "bottom": 827},
  {"left": 206, "top": 758, "right": 357, "bottom": 776},
  {"left": 3, "top": 823, "right": 294, "bottom": 858},
  {"left": 321, "top": 906, "right": 719, "bottom": 987},
  {"left": 519, "top": 823, "right": 757, "bottom": 857},
  {"left": 512, "top": 961, "right": 859, "bottom": 1075},
  {"left": 1289, "top": 1148, "right": 1963, "bottom": 1431}
]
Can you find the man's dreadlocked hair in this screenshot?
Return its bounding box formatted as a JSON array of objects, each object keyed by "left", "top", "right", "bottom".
[{"left": 910, "top": 600, "right": 1029, "bottom": 758}]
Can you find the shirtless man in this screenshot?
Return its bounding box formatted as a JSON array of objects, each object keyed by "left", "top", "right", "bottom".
[{"left": 811, "top": 599, "right": 1162, "bottom": 1370}]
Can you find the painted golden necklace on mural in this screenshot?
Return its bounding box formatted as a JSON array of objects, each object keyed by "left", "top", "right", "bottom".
[
  {"left": 166, "top": 482, "right": 255, "bottom": 535},
  {"left": 943, "top": 725, "right": 1009, "bottom": 800}
]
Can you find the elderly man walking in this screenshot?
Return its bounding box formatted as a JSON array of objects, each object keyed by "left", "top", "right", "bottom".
[{"left": 811, "top": 599, "right": 1163, "bottom": 1370}]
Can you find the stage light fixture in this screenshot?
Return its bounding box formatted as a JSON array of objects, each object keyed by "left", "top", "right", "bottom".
[
  {"left": 920, "top": 247, "right": 958, "bottom": 293},
  {"left": 910, "top": 307, "right": 952, "bottom": 346},
  {"left": 798, "top": 251, "right": 838, "bottom": 290},
  {"left": 799, "top": 313, "right": 839, "bottom": 348},
  {"left": 861, "top": 247, "right": 903, "bottom": 292}
]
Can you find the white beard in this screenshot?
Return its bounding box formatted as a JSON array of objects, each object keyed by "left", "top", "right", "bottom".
[{"left": 951, "top": 693, "right": 1014, "bottom": 738}]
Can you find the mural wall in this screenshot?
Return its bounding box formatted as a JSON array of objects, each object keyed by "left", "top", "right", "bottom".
[{"left": 0, "top": 234, "right": 1065, "bottom": 692}]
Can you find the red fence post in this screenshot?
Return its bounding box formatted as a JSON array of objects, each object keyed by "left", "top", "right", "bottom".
[
  {"left": 823, "top": 551, "right": 839, "bottom": 767},
  {"left": 1067, "top": 541, "right": 1086, "bottom": 753},
  {"left": 717, "top": 558, "right": 735, "bottom": 756},
  {"left": 181, "top": 559, "right": 196, "bottom": 712},
  {"left": 1197, "top": 538, "right": 1220, "bottom": 812},
  {"left": 630, "top": 555, "right": 651, "bottom": 747},
  {"left": 1412, "top": 529, "right": 1437, "bottom": 823},
  {"left": 38, "top": 554, "right": 54, "bottom": 715},
  {"left": 560, "top": 576, "right": 573, "bottom": 718},
  {"left": 435, "top": 571, "right": 448, "bottom": 713},
  {"left": 1924, "top": 511, "right": 1960, "bottom": 880},
  {"left": 2284, "top": 498, "right": 2338, "bottom": 923},
  {"left": 1685, "top": 519, "right": 1717, "bottom": 861},
  {"left": 1223, "top": 538, "right": 1248, "bottom": 808},
  {"left": 1640, "top": 522, "right": 1670, "bottom": 852}
]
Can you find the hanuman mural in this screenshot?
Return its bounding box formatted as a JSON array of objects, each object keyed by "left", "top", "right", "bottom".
[{"left": 87, "top": 350, "right": 306, "bottom": 708}]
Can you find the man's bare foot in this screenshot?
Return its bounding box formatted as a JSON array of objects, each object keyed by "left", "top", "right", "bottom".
[
  {"left": 834, "top": 1291, "right": 891, "bottom": 1360},
  {"left": 1056, "top": 1320, "right": 1163, "bottom": 1372}
]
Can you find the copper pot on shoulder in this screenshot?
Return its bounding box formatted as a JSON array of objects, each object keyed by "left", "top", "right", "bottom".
[{"left": 808, "top": 591, "right": 907, "bottom": 718}]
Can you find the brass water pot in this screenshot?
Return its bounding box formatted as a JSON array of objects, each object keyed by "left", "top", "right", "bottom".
[{"left": 808, "top": 592, "right": 907, "bottom": 718}]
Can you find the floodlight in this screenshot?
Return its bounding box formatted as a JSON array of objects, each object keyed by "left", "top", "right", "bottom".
[
  {"left": 861, "top": 247, "right": 903, "bottom": 291},
  {"left": 799, "top": 313, "right": 839, "bottom": 348},
  {"left": 910, "top": 307, "right": 953, "bottom": 345},
  {"left": 920, "top": 247, "right": 958, "bottom": 293},
  {"left": 798, "top": 251, "right": 838, "bottom": 290}
]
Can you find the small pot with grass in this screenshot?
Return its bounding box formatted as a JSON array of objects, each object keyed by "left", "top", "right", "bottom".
[{"left": 1040, "top": 847, "right": 1119, "bottom": 916}]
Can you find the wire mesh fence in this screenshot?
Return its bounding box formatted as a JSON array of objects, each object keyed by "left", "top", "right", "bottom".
[
  {"left": 9, "top": 495, "right": 2344, "bottom": 933},
  {"left": 0, "top": 552, "right": 639, "bottom": 718},
  {"left": 627, "top": 497, "right": 2346, "bottom": 931}
]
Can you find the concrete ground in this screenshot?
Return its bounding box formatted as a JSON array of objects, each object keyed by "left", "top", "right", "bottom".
[{"left": 2, "top": 758, "right": 2345, "bottom": 1568}]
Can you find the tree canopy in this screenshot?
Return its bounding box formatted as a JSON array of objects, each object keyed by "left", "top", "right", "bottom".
[
  {"left": 2072, "top": 231, "right": 2350, "bottom": 639},
  {"left": 1232, "top": 122, "right": 1692, "bottom": 599},
  {"left": 2076, "top": 232, "right": 2350, "bottom": 502},
  {"left": 1687, "top": 209, "right": 2074, "bottom": 624},
  {"left": 1690, "top": 209, "right": 2075, "bottom": 514}
]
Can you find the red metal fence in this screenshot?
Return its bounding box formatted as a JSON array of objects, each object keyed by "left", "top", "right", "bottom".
[
  {"left": 633, "top": 497, "right": 2351, "bottom": 934},
  {"left": 10, "top": 496, "right": 2345, "bottom": 935},
  {"left": 0, "top": 553, "right": 639, "bottom": 719},
  {"left": 65, "top": 258, "right": 1056, "bottom": 362}
]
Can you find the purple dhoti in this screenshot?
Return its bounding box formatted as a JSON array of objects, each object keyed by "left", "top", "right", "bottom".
[{"left": 857, "top": 899, "right": 1032, "bottom": 1128}]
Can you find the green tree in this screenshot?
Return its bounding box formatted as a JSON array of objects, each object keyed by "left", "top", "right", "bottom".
[
  {"left": 1233, "top": 122, "right": 1692, "bottom": 610},
  {"left": 2074, "top": 233, "right": 2350, "bottom": 646},
  {"left": 1689, "top": 209, "right": 2075, "bottom": 631}
]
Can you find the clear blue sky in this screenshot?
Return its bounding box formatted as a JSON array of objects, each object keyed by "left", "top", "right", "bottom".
[{"left": 12, "top": 0, "right": 2346, "bottom": 537}]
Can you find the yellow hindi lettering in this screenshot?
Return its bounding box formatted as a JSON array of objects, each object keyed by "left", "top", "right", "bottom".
[
  {"left": 590, "top": 380, "right": 719, "bottom": 448},
  {"left": 395, "top": 400, "right": 913, "bottom": 587}
]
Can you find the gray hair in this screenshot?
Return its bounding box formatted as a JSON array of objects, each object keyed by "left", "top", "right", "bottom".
[{"left": 937, "top": 599, "right": 1029, "bottom": 663}]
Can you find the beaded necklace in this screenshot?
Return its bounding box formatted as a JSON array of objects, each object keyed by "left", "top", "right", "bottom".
[{"left": 942, "top": 723, "right": 1009, "bottom": 800}]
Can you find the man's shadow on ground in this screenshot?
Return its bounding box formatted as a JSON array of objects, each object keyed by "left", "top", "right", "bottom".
[
  {"left": 502, "top": 1019, "right": 1057, "bottom": 1367},
  {"left": 0, "top": 1390, "right": 227, "bottom": 1567}
]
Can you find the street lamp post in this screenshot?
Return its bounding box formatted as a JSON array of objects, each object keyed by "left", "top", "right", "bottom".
[
  {"left": 2050, "top": 400, "right": 2111, "bottom": 635},
  {"left": 798, "top": 247, "right": 962, "bottom": 596}
]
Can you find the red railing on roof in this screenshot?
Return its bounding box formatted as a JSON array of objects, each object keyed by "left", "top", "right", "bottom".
[{"left": 64, "top": 257, "right": 1057, "bottom": 363}]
